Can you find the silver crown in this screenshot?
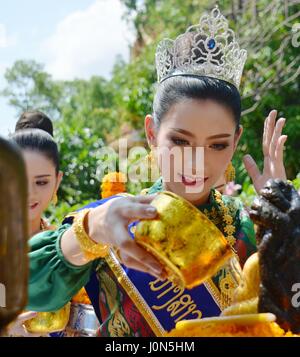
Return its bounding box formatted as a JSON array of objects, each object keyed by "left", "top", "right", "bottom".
[{"left": 155, "top": 6, "right": 247, "bottom": 88}]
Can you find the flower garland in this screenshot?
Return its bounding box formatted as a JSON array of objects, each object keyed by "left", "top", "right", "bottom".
[
  {"left": 101, "top": 172, "right": 127, "bottom": 198},
  {"left": 72, "top": 287, "right": 92, "bottom": 305}
]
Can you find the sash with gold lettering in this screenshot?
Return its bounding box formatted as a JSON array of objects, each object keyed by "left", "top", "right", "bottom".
[{"left": 99, "top": 219, "right": 233, "bottom": 336}]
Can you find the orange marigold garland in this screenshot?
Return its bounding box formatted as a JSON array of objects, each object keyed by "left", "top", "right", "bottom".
[
  {"left": 100, "top": 172, "right": 127, "bottom": 198},
  {"left": 71, "top": 287, "right": 92, "bottom": 305}
]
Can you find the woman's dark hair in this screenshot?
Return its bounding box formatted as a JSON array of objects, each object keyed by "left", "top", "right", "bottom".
[
  {"left": 153, "top": 75, "right": 242, "bottom": 131},
  {"left": 15, "top": 111, "right": 53, "bottom": 137},
  {"left": 10, "top": 129, "right": 59, "bottom": 174}
]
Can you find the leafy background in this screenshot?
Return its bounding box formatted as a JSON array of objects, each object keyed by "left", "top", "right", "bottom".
[{"left": 1, "top": 0, "right": 299, "bottom": 223}]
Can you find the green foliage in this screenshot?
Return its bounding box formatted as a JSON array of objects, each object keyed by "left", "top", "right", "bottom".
[
  {"left": 111, "top": 52, "right": 156, "bottom": 129},
  {"left": 45, "top": 200, "right": 91, "bottom": 227},
  {"left": 238, "top": 178, "right": 257, "bottom": 208},
  {"left": 2, "top": 60, "right": 62, "bottom": 118},
  {"left": 292, "top": 173, "right": 300, "bottom": 191},
  {"left": 54, "top": 122, "right": 104, "bottom": 206}
]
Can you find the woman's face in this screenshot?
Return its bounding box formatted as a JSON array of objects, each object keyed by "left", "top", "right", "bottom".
[
  {"left": 23, "top": 150, "right": 62, "bottom": 222},
  {"left": 145, "top": 98, "right": 242, "bottom": 205}
]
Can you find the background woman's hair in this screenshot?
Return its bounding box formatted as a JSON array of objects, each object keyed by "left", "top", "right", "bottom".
[
  {"left": 15, "top": 111, "right": 54, "bottom": 137},
  {"left": 153, "top": 75, "right": 242, "bottom": 131},
  {"left": 10, "top": 129, "right": 59, "bottom": 174}
]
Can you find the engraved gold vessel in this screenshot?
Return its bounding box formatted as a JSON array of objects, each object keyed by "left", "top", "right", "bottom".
[
  {"left": 23, "top": 303, "right": 71, "bottom": 334},
  {"left": 135, "top": 191, "right": 234, "bottom": 289}
]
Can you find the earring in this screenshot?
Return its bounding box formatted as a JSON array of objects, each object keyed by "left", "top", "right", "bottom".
[
  {"left": 52, "top": 192, "right": 58, "bottom": 206},
  {"left": 146, "top": 144, "right": 153, "bottom": 159},
  {"left": 145, "top": 145, "right": 160, "bottom": 181},
  {"left": 224, "top": 162, "right": 235, "bottom": 183},
  {"left": 145, "top": 145, "right": 155, "bottom": 166}
]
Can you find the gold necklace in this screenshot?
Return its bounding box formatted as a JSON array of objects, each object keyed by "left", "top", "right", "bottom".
[
  {"left": 206, "top": 190, "right": 237, "bottom": 250},
  {"left": 202, "top": 190, "right": 239, "bottom": 309}
]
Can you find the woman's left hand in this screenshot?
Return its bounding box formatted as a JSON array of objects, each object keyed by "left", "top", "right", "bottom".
[{"left": 243, "top": 109, "right": 287, "bottom": 193}]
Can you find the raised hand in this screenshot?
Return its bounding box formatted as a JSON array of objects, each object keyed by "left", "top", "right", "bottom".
[{"left": 243, "top": 110, "right": 287, "bottom": 193}]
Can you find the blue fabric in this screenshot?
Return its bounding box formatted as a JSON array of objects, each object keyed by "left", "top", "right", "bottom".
[{"left": 85, "top": 270, "right": 102, "bottom": 324}]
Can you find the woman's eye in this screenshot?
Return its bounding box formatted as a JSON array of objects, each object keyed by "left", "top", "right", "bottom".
[
  {"left": 36, "top": 181, "right": 48, "bottom": 186},
  {"left": 210, "top": 143, "right": 229, "bottom": 151},
  {"left": 171, "top": 137, "right": 190, "bottom": 146}
]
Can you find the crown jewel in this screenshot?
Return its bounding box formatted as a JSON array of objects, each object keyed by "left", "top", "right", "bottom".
[{"left": 155, "top": 6, "right": 247, "bottom": 88}]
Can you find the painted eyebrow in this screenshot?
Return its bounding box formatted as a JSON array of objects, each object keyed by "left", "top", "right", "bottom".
[
  {"left": 170, "top": 128, "right": 232, "bottom": 140},
  {"left": 35, "top": 175, "right": 52, "bottom": 178},
  {"left": 207, "top": 134, "right": 232, "bottom": 139},
  {"left": 170, "top": 128, "right": 195, "bottom": 138}
]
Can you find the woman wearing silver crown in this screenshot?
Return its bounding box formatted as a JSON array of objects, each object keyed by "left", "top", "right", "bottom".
[{"left": 25, "top": 7, "right": 288, "bottom": 336}]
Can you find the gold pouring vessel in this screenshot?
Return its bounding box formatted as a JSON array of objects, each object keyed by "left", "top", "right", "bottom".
[{"left": 135, "top": 191, "right": 234, "bottom": 289}]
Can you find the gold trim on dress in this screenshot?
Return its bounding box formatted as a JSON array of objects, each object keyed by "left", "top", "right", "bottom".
[
  {"left": 204, "top": 279, "right": 223, "bottom": 310},
  {"left": 105, "top": 251, "right": 165, "bottom": 337}
]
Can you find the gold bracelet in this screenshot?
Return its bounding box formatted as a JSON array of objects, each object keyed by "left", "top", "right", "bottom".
[{"left": 73, "top": 209, "right": 109, "bottom": 260}]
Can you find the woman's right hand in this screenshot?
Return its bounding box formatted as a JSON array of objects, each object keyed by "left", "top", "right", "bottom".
[{"left": 86, "top": 194, "right": 165, "bottom": 279}]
